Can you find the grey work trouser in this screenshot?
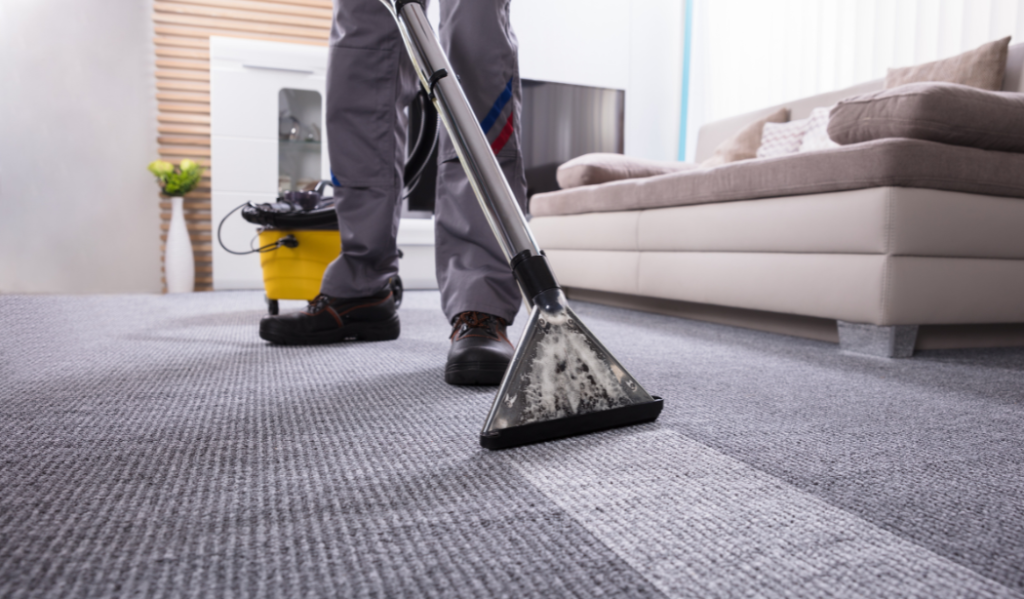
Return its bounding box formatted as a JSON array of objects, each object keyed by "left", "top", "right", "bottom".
[{"left": 320, "top": 0, "right": 528, "bottom": 325}]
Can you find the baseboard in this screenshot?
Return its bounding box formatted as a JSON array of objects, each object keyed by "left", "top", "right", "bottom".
[{"left": 564, "top": 287, "right": 1024, "bottom": 351}]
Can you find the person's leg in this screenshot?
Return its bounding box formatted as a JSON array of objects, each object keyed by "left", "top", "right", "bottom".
[
  {"left": 260, "top": 0, "right": 417, "bottom": 345},
  {"left": 436, "top": 0, "right": 528, "bottom": 384},
  {"left": 321, "top": 0, "right": 419, "bottom": 299},
  {"left": 435, "top": 0, "right": 528, "bottom": 325}
]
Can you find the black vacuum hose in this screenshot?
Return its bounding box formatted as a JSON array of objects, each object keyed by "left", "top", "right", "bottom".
[{"left": 402, "top": 89, "right": 439, "bottom": 197}]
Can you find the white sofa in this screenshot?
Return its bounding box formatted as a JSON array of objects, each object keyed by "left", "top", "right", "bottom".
[{"left": 528, "top": 44, "right": 1024, "bottom": 357}]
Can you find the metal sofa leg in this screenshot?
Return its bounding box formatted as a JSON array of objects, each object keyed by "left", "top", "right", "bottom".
[{"left": 837, "top": 321, "right": 919, "bottom": 358}]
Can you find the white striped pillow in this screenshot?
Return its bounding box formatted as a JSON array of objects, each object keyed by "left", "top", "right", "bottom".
[
  {"left": 798, "top": 106, "right": 840, "bottom": 153},
  {"left": 756, "top": 118, "right": 810, "bottom": 159}
]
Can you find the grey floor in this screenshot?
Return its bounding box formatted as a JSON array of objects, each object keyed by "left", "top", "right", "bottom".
[{"left": 2, "top": 290, "right": 1023, "bottom": 599}]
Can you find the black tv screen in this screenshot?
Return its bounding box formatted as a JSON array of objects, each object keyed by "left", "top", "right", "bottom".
[
  {"left": 520, "top": 79, "right": 625, "bottom": 198},
  {"left": 405, "top": 79, "right": 625, "bottom": 212}
]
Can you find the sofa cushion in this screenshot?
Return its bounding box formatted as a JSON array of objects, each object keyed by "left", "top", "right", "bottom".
[
  {"left": 555, "top": 153, "right": 699, "bottom": 189},
  {"left": 546, "top": 248, "right": 1024, "bottom": 326},
  {"left": 885, "top": 36, "right": 1010, "bottom": 91},
  {"left": 530, "top": 211, "right": 641, "bottom": 251},
  {"left": 701, "top": 107, "right": 789, "bottom": 167},
  {"left": 529, "top": 138, "right": 1024, "bottom": 217},
  {"left": 533, "top": 187, "right": 1024, "bottom": 259},
  {"left": 828, "top": 82, "right": 1024, "bottom": 153}
]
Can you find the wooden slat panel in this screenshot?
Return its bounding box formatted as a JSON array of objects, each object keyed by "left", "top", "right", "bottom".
[
  {"left": 162, "top": 242, "right": 214, "bottom": 251},
  {"left": 157, "top": 80, "right": 211, "bottom": 92},
  {"left": 156, "top": 47, "right": 211, "bottom": 60},
  {"left": 156, "top": 58, "right": 210, "bottom": 71},
  {"left": 157, "top": 135, "right": 211, "bottom": 146},
  {"left": 168, "top": 0, "right": 332, "bottom": 18},
  {"left": 159, "top": 195, "right": 211, "bottom": 205},
  {"left": 159, "top": 191, "right": 211, "bottom": 201},
  {"left": 160, "top": 211, "right": 211, "bottom": 222},
  {"left": 161, "top": 204, "right": 211, "bottom": 214},
  {"left": 156, "top": 92, "right": 211, "bottom": 103},
  {"left": 159, "top": 103, "right": 211, "bottom": 114},
  {"left": 154, "top": 36, "right": 210, "bottom": 49},
  {"left": 158, "top": 123, "right": 212, "bottom": 134},
  {"left": 160, "top": 196, "right": 211, "bottom": 206},
  {"left": 154, "top": 1, "right": 331, "bottom": 29},
  {"left": 162, "top": 233, "right": 213, "bottom": 243},
  {"left": 153, "top": 13, "right": 327, "bottom": 40},
  {"left": 156, "top": 69, "right": 211, "bottom": 82},
  {"left": 159, "top": 213, "right": 212, "bottom": 223},
  {"left": 154, "top": 25, "right": 327, "bottom": 46},
  {"left": 159, "top": 147, "right": 212, "bottom": 157},
  {"left": 161, "top": 222, "right": 212, "bottom": 232},
  {"left": 159, "top": 113, "right": 211, "bottom": 124}
]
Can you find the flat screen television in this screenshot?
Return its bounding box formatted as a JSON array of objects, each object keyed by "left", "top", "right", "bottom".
[
  {"left": 520, "top": 79, "right": 625, "bottom": 198},
  {"left": 406, "top": 79, "right": 625, "bottom": 213}
]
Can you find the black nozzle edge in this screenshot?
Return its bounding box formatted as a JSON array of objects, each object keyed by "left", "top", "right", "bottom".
[
  {"left": 394, "top": 0, "right": 424, "bottom": 12},
  {"left": 511, "top": 250, "right": 560, "bottom": 302},
  {"left": 480, "top": 398, "right": 664, "bottom": 450}
]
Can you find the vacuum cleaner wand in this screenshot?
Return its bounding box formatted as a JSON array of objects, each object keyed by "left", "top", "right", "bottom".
[{"left": 383, "top": 0, "right": 663, "bottom": 449}]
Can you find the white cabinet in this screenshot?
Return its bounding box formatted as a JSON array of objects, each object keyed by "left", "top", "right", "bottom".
[{"left": 210, "top": 36, "right": 438, "bottom": 291}]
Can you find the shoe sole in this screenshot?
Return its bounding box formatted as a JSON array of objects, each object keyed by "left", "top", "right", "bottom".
[
  {"left": 445, "top": 361, "right": 509, "bottom": 386},
  {"left": 260, "top": 314, "right": 400, "bottom": 345}
]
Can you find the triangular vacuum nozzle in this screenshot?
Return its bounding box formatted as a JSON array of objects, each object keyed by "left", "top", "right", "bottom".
[
  {"left": 379, "top": 0, "right": 662, "bottom": 449},
  {"left": 480, "top": 289, "right": 663, "bottom": 450}
]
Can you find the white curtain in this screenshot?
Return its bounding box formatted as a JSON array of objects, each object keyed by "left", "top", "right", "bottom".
[{"left": 683, "top": 0, "right": 1024, "bottom": 159}]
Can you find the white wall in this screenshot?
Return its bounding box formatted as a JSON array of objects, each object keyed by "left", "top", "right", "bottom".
[
  {"left": 625, "top": 0, "right": 686, "bottom": 162},
  {"left": 685, "top": 0, "right": 1024, "bottom": 159},
  {"left": 0, "top": 0, "right": 161, "bottom": 294},
  {"left": 512, "top": 0, "right": 685, "bottom": 161}
]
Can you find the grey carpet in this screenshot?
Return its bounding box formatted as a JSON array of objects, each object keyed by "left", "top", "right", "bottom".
[{"left": 1, "top": 290, "right": 1023, "bottom": 598}]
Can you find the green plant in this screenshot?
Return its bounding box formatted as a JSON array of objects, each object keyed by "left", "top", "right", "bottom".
[{"left": 148, "top": 159, "right": 204, "bottom": 197}]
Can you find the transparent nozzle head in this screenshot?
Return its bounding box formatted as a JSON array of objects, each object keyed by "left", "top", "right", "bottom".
[{"left": 482, "top": 290, "right": 656, "bottom": 435}]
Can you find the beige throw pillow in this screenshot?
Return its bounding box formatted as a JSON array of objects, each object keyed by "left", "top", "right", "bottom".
[
  {"left": 701, "top": 107, "right": 789, "bottom": 168},
  {"left": 885, "top": 36, "right": 1010, "bottom": 91},
  {"left": 556, "top": 153, "right": 700, "bottom": 189}
]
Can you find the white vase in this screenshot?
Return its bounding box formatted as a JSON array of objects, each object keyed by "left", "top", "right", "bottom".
[{"left": 165, "top": 195, "right": 195, "bottom": 293}]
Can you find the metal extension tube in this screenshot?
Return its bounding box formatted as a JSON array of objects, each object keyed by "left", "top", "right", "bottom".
[
  {"left": 381, "top": 0, "right": 663, "bottom": 449},
  {"left": 383, "top": 0, "right": 542, "bottom": 270}
]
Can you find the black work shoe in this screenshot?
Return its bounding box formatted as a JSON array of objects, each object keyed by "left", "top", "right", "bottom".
[
  {"left": 445, "top": 311, "right": 514, "bottom": 386},
  {"left": 259, "top": 290, "right": 399, "bottom": 345}
]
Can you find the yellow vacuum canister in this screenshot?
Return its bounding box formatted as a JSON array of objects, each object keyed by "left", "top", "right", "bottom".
[
  {"left": 258, "top": 228, "right": 340, "bottom": 309},
  {"left": 232, "top": 182, "right": 406, "bottom": 314}
]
